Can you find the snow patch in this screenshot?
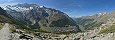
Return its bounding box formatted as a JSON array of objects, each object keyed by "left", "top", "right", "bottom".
[
  {"left": 40, "top": 6, "right": 43, "bottom": 8},
  {"left": 29, "top": 7, "right": 33, "bottom": 9}
]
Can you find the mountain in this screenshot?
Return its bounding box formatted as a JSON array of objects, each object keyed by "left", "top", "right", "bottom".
[
  {"left": 0, "top": 7, "right": 13, "bottom": 23},
  {"left": 3, "top": 3, "right": 80, "bottom": 33},
  {"left": 74, "top": 13, "right": 110, "bottom": 30},
  {"left": 72, "top": 12, "right": 115, "bottom": 40},
  {"left": 74, "top": 12, "right": 115, "bottom": 31}
]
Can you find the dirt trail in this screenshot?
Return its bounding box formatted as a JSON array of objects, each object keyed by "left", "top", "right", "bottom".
[{"left": 0, "top": 23, "right": 11, "bottom": 40}]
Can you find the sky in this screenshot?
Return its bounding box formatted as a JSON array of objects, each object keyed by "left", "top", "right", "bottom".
[{"left": 0, "top": 0, "right": 115, "bottom": 17}]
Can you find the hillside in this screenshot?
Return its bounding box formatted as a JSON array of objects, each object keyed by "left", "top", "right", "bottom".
[
  {"left": 74, "top": 13, "right": 114, "bottom": 31},
  {"left": 72, "top": 12, "right": 115, "bottom": 40}
]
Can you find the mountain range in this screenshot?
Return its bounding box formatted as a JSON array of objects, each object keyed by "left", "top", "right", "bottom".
[{"left": 1, "top": 3, "right": 80, "bottom": 33}]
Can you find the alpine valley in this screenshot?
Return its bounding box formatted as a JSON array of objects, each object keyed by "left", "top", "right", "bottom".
[{"left": 0, "top": 3, "right": 115, "bottom": 40}]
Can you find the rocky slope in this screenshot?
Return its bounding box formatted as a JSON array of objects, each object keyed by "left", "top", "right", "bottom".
[{"left": 0, "top": 23, "right": 11, "bottom": 40}]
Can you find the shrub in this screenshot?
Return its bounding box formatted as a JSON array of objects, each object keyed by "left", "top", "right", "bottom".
[{"left": 0, "top": 23, "right": 3, "bottom": 30}]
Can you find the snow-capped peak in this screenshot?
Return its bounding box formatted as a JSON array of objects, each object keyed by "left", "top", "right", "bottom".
[
  {"left": 40, "top": 6, "right": 43, "bottom": 8},
  {"left": 98, "top": 12, "right": 107, "bottom": 15},
  {"left": 29, "top": 7, "right": 33, "bottom": 9}
]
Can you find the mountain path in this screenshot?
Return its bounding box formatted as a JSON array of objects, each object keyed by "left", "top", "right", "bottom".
[{"left": 0, "top": 23, "right": 11, "bottom": 40}]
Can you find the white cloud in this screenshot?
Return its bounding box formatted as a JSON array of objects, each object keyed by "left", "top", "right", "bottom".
[
  {"left": 0, "top": 0, "right": 18, "bottom": 7},
  {"left": 0, "top": 3, "right": 18, "bottom": 7}
]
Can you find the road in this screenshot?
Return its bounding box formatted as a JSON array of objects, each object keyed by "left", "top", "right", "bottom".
[{"left": 0, "top": 23, "right": 11, "bottom": 40}]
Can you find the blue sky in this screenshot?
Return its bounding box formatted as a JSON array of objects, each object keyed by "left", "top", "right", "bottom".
[{"left": 0, "top": 0, "right": 115, "bottom": 17}]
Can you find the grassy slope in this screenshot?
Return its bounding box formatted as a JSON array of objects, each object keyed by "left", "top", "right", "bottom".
[
  {"left": 0, "top": 23, "right": 3, "bottom": 30},
  {"left": 99, "top": 23, "right": 115, "bottom": 34},
  {"left": 0, "top": 15, "right": 10, "bottom": 30}
]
